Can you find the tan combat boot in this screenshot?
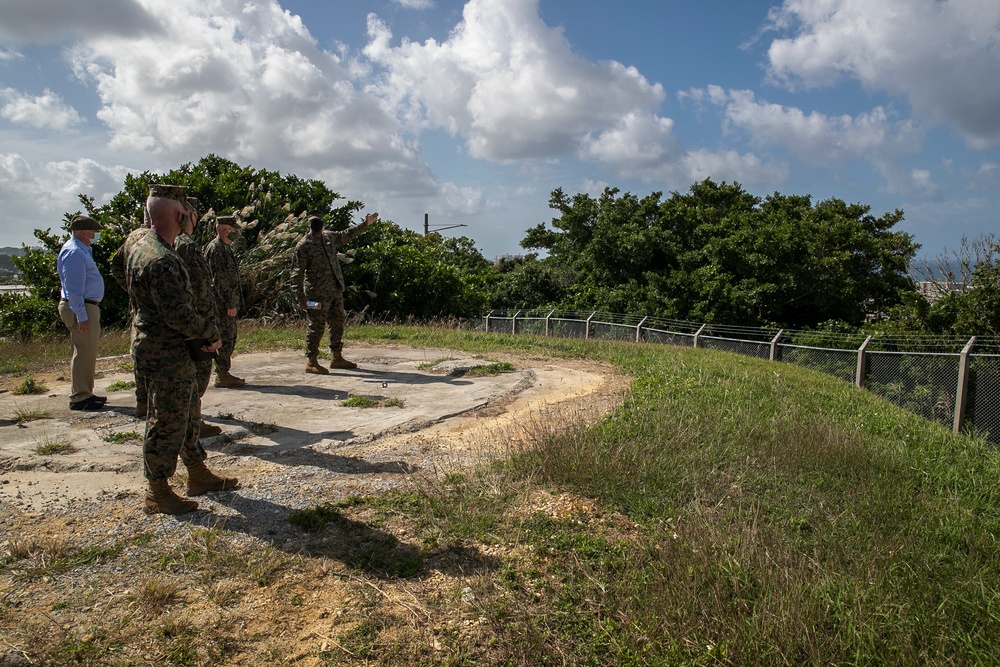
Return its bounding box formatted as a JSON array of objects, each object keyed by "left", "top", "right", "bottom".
[
  {"left": 214, "top": 370, "right": 246, "bottom": 388},
  {"left": 135, "top": 401, "right": 148, "bottom": 419},
  {"left": 329, "top": 350, "right": 358, "bottom": 370},
  {"left": 186, "top": 461, "right": 239, "bottom": 496},
  {"left": 199, "top": 421, "right": 223, "bottom": 437},
  {"left": 305, "top": 356, "right": 329, "bottom": 374},
  {"left": 144, "top": 479, "right": 198, "bottom": 515}
]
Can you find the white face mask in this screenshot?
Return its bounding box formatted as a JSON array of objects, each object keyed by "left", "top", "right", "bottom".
[{"left": 92, "top": 232, "right": 101, "bottom": 244}]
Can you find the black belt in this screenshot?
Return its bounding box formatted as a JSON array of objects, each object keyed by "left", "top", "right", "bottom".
[{"left": 61, "top": 298, "right": 100, "bottom": 306}]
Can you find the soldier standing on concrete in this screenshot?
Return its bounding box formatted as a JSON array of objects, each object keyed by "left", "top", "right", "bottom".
[
  {"left": 203, "top": 215, "right": 245, "bottom": 388},
  {"left": 57, "top": 215, "right": 107, "bottom": 411},
  {"left": 176, "top": 197, "right": 223, "bottom": 438},
  {"left": 110, "top": 207, "right": 152, "bottom": 417},
  {"left": 291, "top": 211, "right": 378, "bottom": 374},
  {"left": 125, "top": 184, "right": 237, "bottom": 515}
]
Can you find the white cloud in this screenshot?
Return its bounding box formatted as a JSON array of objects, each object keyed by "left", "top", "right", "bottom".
[
  {"left": 0, "top": 88, "right": 83, "bottom": 129},
  {"left": 39, "top": 0, "right": 439, "bottom": 203},
  {"left": 363, "top": 0, "right": 665, "bottom": 162},
  {"left": 581, "top": 105, "right": 786, "bottom": 188},
  {"left": 0, "top": 0, "right": 162, "bottom": 45},
  {"left": 964, "top": 161, "right": 1000, "bottom": 191},
  {"left": 439, "top": 181, "right": 485, "bottom": 215},
  {"left": 392, "top": 0, "right": 434, "bottom": 9},
  {"left": 682, "top": 149, "right": 789, "bottom": 188},
  {"left": 699, "top": 88, "right": 920, "bottom": 163},
  {"left": 765, "top": 0, "right": 1000, "bottom": 148},
  {"left": 0, "top": 153, "right": 130, "bottom": 243}
]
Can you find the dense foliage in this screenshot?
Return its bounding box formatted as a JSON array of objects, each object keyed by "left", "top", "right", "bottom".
[
  {"left": 1, "top": 155, "right": 491, "bottom": 335},
  {"left": 4, "top": 156, "right": 996, "bottom": 339},
  {"left": 514, "top": 181, "right": 920, "bottom": 328}
]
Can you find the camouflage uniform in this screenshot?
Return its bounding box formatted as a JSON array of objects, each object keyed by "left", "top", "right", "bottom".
[
  {"left": 111, "top": 226, "right": 152, "bottom": 407},
  {"left": 175, "top": 232, "right": 218, "bottom": 403},
  {"left": 203, "top": 234, "right": 240, "bottom": 374},
  {"left": 291, "top": 221, "right": 368, "bottom": 357},
  {"left": 125, "top": 230, "right": 221, "bottom": 481}
]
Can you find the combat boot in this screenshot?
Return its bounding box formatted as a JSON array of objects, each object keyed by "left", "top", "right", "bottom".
[
  {"left": 135, "top": 401, "right": 148, "bottom": 419},
  {"left": 199, "top": 421, "right": 223, "bottom": 437},
  {"left": 186, "top": 461, "right": 239, "bottom": 496},
  {"left": 305, "top": 356, "right": 329, "bottom": 374},
  {"left": 214, "top": 370, "right": 246, "bottom": 388},
  {"left": 329, "top": 350, "right": 358, "bottom": 370},
  {"left": 144, "top": 479, "right": 198, "bottom": 515}
]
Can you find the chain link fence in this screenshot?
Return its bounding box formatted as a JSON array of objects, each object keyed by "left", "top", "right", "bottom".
[{"left": 474, "top": 309, "right": 1000, "bottom": 444}]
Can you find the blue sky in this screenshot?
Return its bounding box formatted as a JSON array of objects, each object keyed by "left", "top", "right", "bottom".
[{"left": 0, "top": 0, "right": 998, "bottom": 263}]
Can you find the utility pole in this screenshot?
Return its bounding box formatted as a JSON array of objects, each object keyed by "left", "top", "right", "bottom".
[{"left": 423, "top": 213, "right": 467, "bottom": 236}]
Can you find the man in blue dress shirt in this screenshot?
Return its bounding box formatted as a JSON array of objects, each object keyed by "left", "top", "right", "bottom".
[{"left": 57, "top": 215, "right": 107, "bottom": 411}]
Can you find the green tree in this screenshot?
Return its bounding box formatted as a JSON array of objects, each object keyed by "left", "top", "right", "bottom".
[{"left": 518, "top": 180, "right": 920, "bottom": 328}]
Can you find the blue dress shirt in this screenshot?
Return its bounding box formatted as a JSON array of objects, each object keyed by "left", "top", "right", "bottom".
[{"left": 57, "top": 236, "right": 105, "bottom": 323}]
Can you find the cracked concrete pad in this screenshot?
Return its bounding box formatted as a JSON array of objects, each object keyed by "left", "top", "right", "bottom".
[{"left": 0, "top": 345, "right": 621, "bottom": 513}]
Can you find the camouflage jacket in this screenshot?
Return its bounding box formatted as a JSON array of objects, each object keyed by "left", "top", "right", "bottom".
[
  {"left": 203, "top": 236, "right": 240, "bottom": 311},
  {"left": 125, "top": 231, "right": 221, "bottom": 380},
  {"left": 174, "top": 233, "right": 218, "bottom": 326},
  {"left": 110, "top": 227, "right": 151, "bottom": 293},
  {"left": 291, "top": 223, "right": 368, "bottom": 301}
]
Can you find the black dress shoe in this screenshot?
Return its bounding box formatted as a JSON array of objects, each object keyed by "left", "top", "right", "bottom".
[{"left": 70, "top": 396, "right": 107, "bottom": 411}]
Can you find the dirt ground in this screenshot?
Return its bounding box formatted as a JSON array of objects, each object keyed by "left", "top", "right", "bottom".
[
  {"left": 0, "top": 344, "right": 631, "bottom": 665},
  {"left": 0, "top": 345, "right": 625, "bottom": 511}
]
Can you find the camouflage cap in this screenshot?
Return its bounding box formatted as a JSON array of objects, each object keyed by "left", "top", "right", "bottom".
[
  {"left": 148, "top": 183, "right": 189, "bottom": 203},
  {"left": 215, "top": 215, "right": 239, "bottom": 228},
  {"left": 70, "top": 214, "right": 102, "bottom": 231},
  {"left": 305, "top": 211, "right": 324, "bottom": 222},
  {"left": 186, "top": 197, "right": 200, "bottom": 211}
]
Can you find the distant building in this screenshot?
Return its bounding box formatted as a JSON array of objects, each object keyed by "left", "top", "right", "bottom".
[
  {"left": 917, "top": 281, "right": 967, "bottom": 303},
  {"left": 493, "top": 254, "right": 525, "bottom": 266}
]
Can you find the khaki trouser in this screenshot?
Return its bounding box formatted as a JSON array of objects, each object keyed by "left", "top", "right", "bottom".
[{"left": 58, "top": 301, "right": 101, "bottom": 403}]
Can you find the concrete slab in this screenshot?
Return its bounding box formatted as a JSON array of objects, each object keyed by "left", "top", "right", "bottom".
[{"left": 0, "top": 345, "right": 622, "bottom": 513}]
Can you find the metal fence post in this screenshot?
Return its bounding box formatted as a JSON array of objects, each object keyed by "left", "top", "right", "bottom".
[
  {"left": 484, "top": 309, "right": 493, "bottom": 333},
  {"left": 770, "top": 329, "right": 784, "bottom": 362},
  {"left": 545, "top": 309, "right": 555, "bottom": 337},
  {"left": 585, "top": 312, "right": 596, "bottom": 340},
  {"left": 856, "top": 335, "right": 872, "bottom": 389},
  {"left": 954, "top": 336, "right": 976, "bottom": 434},
  {"left": 511, "top": 309, "right": 521, "bottom": 335},
  {"left": 636, "top": 316, "right": 648, "bottom": 343},
  {"left": 693, "top": 324, "right": 706, "bottom": 348}
]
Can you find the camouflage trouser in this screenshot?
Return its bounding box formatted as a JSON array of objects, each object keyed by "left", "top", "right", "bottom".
[
  {"left": 304, "top": 292, "right": 346, "bottom": 357},
  {"left": 213, "top": 308, "right": 237, "bottom": 373},
  {"left": 142, "top": 374, "right": 206, "bottom": 481},
  {"left": 134, "top": 369, "right": 148, "bottom": 405},
  {"left": 192, "top": 358, "right": 213, "bottom": 424},
  {"left": 195, "top": 359, "right": 212, "bottom": 398}
]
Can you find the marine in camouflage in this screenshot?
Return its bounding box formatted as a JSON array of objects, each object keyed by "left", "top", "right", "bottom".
[
  {"left": 203, "top": 226, "right": 240, "bottom": 373},
  {"left": 110, "top": 226, "right": 152, "bottom": 406},
  {"left": 125, "top": 229, "right": 221, "bottom": 481},
  {"left": 291, "top": 220, "right": 368, "bottom": 357},
  {"left": 175, "top": 231, "right": 218, "bottom": 403}
]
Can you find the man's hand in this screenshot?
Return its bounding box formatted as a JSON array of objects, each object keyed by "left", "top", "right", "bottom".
[
  {"left": 226, "top": 307, "right": 237, "bottom": 317},
  {"left": 78, "top": 320, "right": 90, "bottom": 335},
  {"left": 364, "top": 212, "right": 379, "bottom": 226},
  {"left": 201, "top": 339, "right": 223, "bottom": 353}
]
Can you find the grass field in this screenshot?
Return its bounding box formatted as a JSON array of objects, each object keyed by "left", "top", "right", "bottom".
[{"left": 3, "top": 321, "right": 1000, "bottom": 665}]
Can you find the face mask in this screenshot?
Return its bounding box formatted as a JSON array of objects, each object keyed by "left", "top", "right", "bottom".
[
  {"left": 92, "top": 233, "right": 101, "bottom": 244},
  {"left": 309, "top": 220, "right": 323, "bottom": 234}
]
